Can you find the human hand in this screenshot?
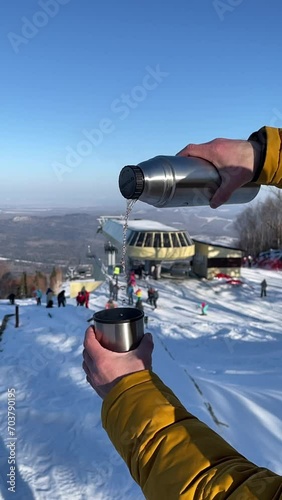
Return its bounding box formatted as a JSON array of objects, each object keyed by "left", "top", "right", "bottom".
[
  {"left": 83, "top": 327, "right": 154, "bottom": 399},
  {"left": 177, "top": 138, "right": 260, "bottom": 208}
]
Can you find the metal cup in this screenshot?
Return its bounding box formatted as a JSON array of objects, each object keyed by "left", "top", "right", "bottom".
[{"left": 93, "top": 307, "right": 144, "bottom": 352}]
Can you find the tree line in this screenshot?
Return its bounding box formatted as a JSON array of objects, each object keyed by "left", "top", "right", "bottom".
[
  {"left": 0, "top": 265, "right": 63, "bottom": 299},
  {"left": 234, "top": 189, "right": 282, "bottom": 256}
]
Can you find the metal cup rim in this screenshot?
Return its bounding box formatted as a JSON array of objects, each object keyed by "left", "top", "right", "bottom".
[{"left": 93, "top": 307, "right": 144, "bottom": 324}]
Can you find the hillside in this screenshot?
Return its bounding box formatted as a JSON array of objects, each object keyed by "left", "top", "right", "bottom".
[{"left": 0, "top": 203, "right": 242, "bottom": 275}]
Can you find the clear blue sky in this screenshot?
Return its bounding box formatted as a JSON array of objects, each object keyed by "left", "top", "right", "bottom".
[{"left": 1, "top": 0, "right": 282, "bottom": 207}]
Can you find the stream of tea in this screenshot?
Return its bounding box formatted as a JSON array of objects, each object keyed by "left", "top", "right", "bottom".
[{"left": 120, "top": 199, "right": 137, "bottom": 274}]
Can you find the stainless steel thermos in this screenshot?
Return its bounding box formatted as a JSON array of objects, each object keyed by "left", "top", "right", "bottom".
[
  {"left": 118, "top": 155, "right": 260, "bottom": 208},
  {"left": 93, "top": 307, "right": 144, "bottom": 352}
]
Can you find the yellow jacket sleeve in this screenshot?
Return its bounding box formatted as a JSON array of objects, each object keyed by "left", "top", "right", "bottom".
[
  {"left": 102, "top": 370, "right": 282, "bottom": 499},
  {"left": 249, "top": 126, "right": 282, "bottom": 187}
]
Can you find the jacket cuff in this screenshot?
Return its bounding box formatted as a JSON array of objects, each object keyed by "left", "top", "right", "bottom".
[{"left": 249, "top": 126, "right": 282, "bottom": 185}]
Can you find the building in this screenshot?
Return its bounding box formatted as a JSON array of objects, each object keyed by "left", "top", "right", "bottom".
[
  {"left": 97, "top": 216, "right": 195, "bottom": 278},
  {"left": 192, "top": 238, "right": 243, "bottom": 279}
]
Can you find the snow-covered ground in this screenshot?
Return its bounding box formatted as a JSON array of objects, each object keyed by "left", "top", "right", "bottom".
[{"left": 0, "top": 268, "right": 281, "bottom": 499}]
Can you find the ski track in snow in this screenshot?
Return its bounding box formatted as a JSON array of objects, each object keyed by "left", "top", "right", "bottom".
[{"left": 0, "top": 267, "right": 281, "bottom": 499}]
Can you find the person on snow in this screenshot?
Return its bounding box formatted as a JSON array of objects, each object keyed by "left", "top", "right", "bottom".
[
  {"left": 108, "top": 279, "right": 114, "bottom": 299},
  {"left": 84, "top": 290, "right": 90, "bottom": 308},
  {"left": 83, "top": 126, "right": 282, "bottom": 498},
  {"left": 152, "top": 289, "right": 159, "bottom": 309},
  {"left": 113, "top": 266, "right": 120, "bottom": 282},
  {"left": 7, "top": 293, "right": 16, "bottom": 305},
  {"left": 201, "top": 301, "right": 209, "bottom": 315},
  {"left": 127, "top": 284, "right": 134, "bottom": 305},
  {"left": 112, "top": 283, "right": 119, "bottom": 301},
  {"left": 76, "top": 291, "right": 85, "bottom": 306},
  {"left": 147, "top": 287, "right": 155, "bottom": 306},
  {"left": 261, "top": 279, "right": 267, "bottom": 297},
  {"left": 105, "top": 299, "right": 117, "bottom": 309},
  {"left": 135, "top": 297, "right": 144, "bottom": 312},
  {"left": 34, "top": 288, "right": 42, "bottom": 306},
  {"left": 136, "top": 265, "right": 144, "bottom": 280},
  {"left": 128, "top": 270, "right": 136, "bottom": 288},
  {"left": 134, "top": 288, "right": 143, "bottom": 310},
  {"left": 46, "top": 288, "right": 54, "bottom": 308},
  {"left": 80, "top": 287, "right": 90, "bottom": 308},
  {"left": 57, "top": 290, "right": 66, "bottom": 307}
]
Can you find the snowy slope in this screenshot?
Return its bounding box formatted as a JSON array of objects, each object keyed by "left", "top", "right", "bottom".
[{"left": 0, "top": 268, "right": 281, "bottom": 499}]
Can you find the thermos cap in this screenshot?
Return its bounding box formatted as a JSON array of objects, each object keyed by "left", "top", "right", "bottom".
[{"left": 119, "top": 165, "right": 144, "bottom": 199}]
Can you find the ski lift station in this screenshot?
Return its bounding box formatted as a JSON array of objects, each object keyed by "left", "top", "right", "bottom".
[{"left": 97, "top": 216, "right": 195, "bottom": 279}]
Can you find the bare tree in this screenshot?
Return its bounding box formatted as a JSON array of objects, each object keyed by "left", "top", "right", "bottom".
[{"left": 235, "top": 192, "right": 282, "bottom": 256}]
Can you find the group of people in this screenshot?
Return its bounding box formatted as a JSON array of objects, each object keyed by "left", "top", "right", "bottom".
[
  {"left": 126, "top": 271, "right": 160, "bottom": 312},
  {"left": 83, "top": 126, "right": 282, "bottom": 498},
  {"left": 7, "top": 286, "right": 93, "bottom": 309},
  {"left": 106, "top": 270, "right": 161, "bottom": 314},
  {"left": 45, "top": 288, "right": 66, "bottom": 308}
]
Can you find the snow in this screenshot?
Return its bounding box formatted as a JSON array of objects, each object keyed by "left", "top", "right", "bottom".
[
  {"left": 192, "top": 234, "right": 241, "bottom": 248},
  {"left": 114, "top": 218, "right": 184, "bottom": 232},
  {"left": 0, "top": 268, "right": 281, "bottom": 499}
]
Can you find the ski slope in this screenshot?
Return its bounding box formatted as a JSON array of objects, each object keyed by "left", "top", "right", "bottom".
[{"left": 0, "top": 268, "right": 281, "bottom": 499}]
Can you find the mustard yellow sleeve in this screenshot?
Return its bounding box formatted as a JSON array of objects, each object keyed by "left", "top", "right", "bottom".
[
  {"left": 249, "top": 126, "right": 282, "bottom": 187},
  {"left": 101, "top": 370, "right": 282, "bottom": 499}
]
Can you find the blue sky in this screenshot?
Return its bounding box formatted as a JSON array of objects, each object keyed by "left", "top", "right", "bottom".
[{"left": 1, "top": 0, "right": 282, "bottom": 207}]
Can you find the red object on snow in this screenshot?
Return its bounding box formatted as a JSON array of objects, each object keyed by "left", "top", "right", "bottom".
[
  {"left": 215, "top": 273, "right": 231, "bottom": 279},
  {"left": 226, "top": 279, "right": 243, "bottom": 285},
  {"left": 214, "top": 273, "right": 243, "bottom": 285}
]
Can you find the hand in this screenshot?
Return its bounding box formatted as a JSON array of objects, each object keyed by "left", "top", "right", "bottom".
[
  {"left": 83, "top": 327, "right": 154, "bottom": 399},
  {"left": 177, "top": 138, "right": 260, "bottom": 208}
]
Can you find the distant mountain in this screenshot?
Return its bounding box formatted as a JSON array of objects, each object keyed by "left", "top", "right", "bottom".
[{"left": 130, "top": 202, "right": 244, "bottom": 239}]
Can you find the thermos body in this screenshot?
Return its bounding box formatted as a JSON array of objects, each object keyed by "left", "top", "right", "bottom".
[{"left": 119, "top": 155, "right": 260, "bottom": 207}]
